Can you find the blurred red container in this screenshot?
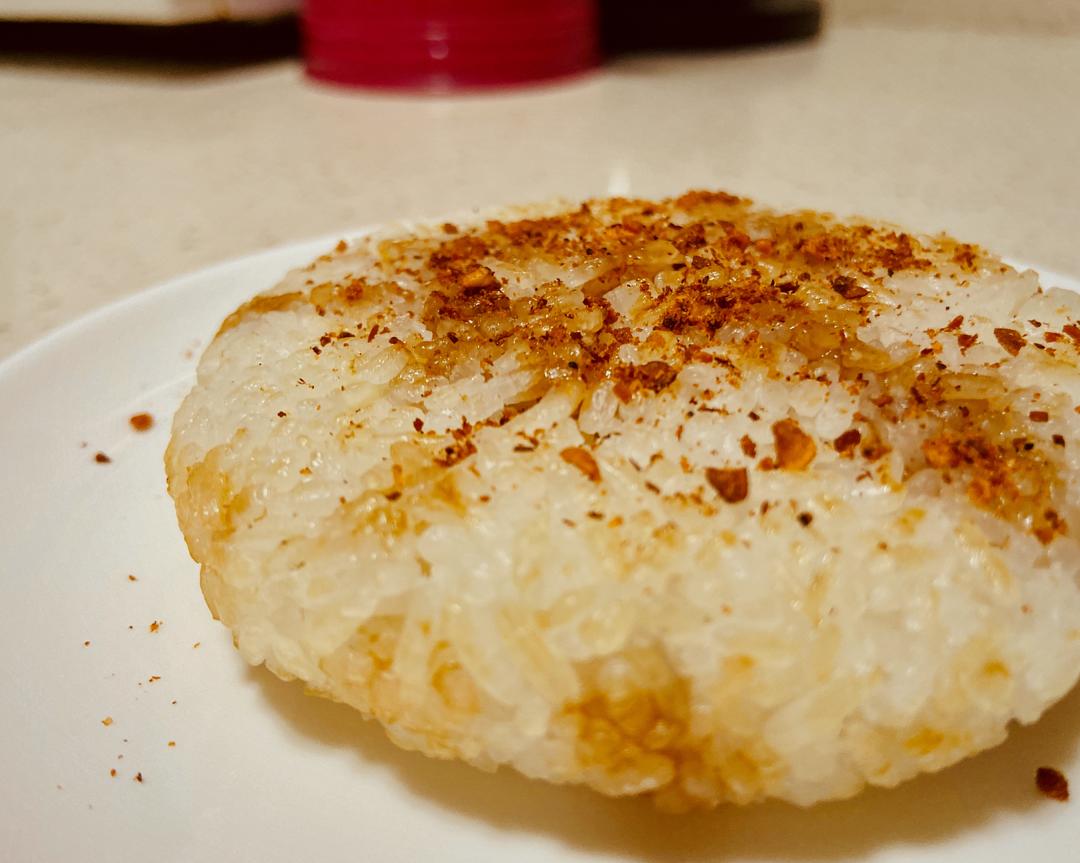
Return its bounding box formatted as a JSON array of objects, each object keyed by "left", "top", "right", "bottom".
[{"left": 304, "top": 0, "right": 599, "bottom": 91}]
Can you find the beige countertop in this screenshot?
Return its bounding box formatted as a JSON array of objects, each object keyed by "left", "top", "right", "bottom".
[{"left": 2, "top": 21, "right": 1079, "bottom": 360}]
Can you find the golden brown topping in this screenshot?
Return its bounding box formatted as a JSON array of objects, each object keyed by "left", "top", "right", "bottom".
[
  {"left": 94, "top": 451, "right": 111, "bottom": 464},
  {"left": 561, "top": 447, "right": 601, "bottom": 482},
  {"left": 614, "top": 360, "right": 680, "bottom": 399},
  {"left": 436, "top": 437, "right": 476, "bottom": 467},
  {"left": 129, "top": 412, "right": 154, "bottom": 432},
  {"left": 771, "top": 419, "right": 817, "bottom": 471},
  {"left": 833, "top": 428, "right": 862, "bottom": 456},
  {"left": 922, "top": 431, "right": 1065, "bottom": 544},
  {"left": 994, "top": 328, "right": 1027, "bottom": 356},
  {"left": 1029, "top": 410, "right": 1050, "bottom": 423},
  {"left": 952, "top": 244, "right": 979, "bottom": 270},
  {"left": 705, "top": 467, "right": 749, "bottom": 503},
  {"left": 261, "top": 193, "right": 1067, "bottom": 550},
  {"left": 1036, "top": 766, "right": 1069, "bottom": 802}
]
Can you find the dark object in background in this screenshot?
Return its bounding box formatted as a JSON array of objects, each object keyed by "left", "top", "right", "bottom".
[
  {"left": 0, "top": 17, "right": 298, "bottom": 64},
  {"left": 600, "top": 0, "right": 821, "bottom": 54},
  {"left": 303, "top": 0, "right": 598, "bottom": 91}
]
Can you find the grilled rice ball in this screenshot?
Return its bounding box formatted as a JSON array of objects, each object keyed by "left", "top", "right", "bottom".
[{"left": 167, "top": 192, "right": 1080, "bottom": 809}]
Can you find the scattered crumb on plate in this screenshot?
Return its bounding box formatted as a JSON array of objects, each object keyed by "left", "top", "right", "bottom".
[{"left": 1036, "top": 766, "right": 1069, "bottom": 801}]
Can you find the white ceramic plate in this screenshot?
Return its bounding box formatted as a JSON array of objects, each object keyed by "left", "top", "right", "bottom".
[{"left": 2, "top": 236, "right": 1078, "bottom": 863}]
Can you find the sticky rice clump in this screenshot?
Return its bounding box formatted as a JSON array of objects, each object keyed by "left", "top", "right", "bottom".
[{"left": 167, "top": 192, "right": 1080, "bottom": 809}]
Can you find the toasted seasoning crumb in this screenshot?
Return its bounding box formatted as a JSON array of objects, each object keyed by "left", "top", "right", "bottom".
[
  {"left": 1053, "top": 434, "right": 1065, "bottom": 447},
  {"left": 335, "top": 239, "right": 348, "bottom": 253},
  {"left": 192, "top": 641, "right": 201, "bottom": 649},
  {"left": 94, "top": 452, "right": 111, "bottom": 464},
  {"left": 1029, "top": 410, "right": 1050, "bottom": 423},
  {"left": 739, "top": 435, "right": 757, "bottom": 457},
  {"left": 134, "top": 772, "right": 143, "bottom": 784},
  {"left": 83, "top": 640, "right": 90, "bottom": 647},
  {"left": 748, "top": 411, "right": 761, "bottom": 421},
  {"left": 797, "top": 512, "right": 814, "bottom": 526},
  {"left": 706, "top": 467, "right": 749, "bottom": 503},
  {"left": 560, "top": 447, "right": 601, "bottom": 482},
  {"left": 148, "top": 675, "right": 161, "bottom": 684},
  {"left": 277, "top": 411, "right": 287, "bottom": 418},
  {"left": 110, "top": 769, "right": 117, "bottom": 777},
  {"left": 149, "top": 620, "right": 162, "bottom": 633},
  {"left": 1036, "top": 766, "right": 1069, "bottom": 801},
  {"left": 957, "top": 332, "right": 978, "bottom": 352},
  {"left": 101, "top": 716, "right": 113, "bottom": 727},
  {"left": 167, "top": 741, "right": 176, "bottom": 748},
  {"left": 994, "top": 327, "right": 1027, "bottom": 356},
  {"left": 413, "top": 418, "right": 424, "bottom": 432},
  {"left": 128, "top": 412, "right": 154, "bottom": 432},
  {"left": 833, "top": 428, "right": 862, "bottom": 456},
  {"left": 127, "top": 574, "right": 137, "bottom": 582},
  {"left": 772, "top": 419, "right": 817, "bottom": 470}
]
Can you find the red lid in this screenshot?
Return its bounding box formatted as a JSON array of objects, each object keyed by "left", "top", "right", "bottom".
[{"left": 304, "top": 0, "right": 599, "bottom": 91}]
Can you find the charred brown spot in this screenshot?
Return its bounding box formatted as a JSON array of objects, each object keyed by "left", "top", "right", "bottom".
[
  {"left": 705, "top": 467, "right": 749, "bottom": 503},
  {"left": 830, "top": 275, "right": 869, "bottom": 300},
  {"left": 833, "top": 428, "right": 862, "bottom": 456}
]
